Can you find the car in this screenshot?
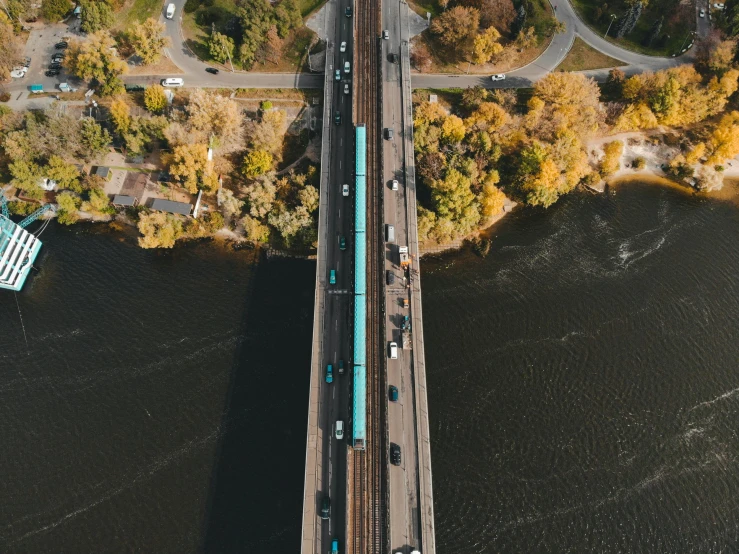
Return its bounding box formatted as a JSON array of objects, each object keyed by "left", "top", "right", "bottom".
[
  {"left": 389, "top": 385, "right": 398, "bottom": 402},
  {"left": 345, "top": 5, "right": 352, "bottom": 16},
  {"left": 339, "top": 235, "right": 346, "bottom": 251},
  {"left": 125, "top": 84, "right": 145, "bottom": 92},
  {"left": 382, "top": 29, "right": 389, "bottom": 40},
  {"left": 51, "top": 54, "right": 65, "bottom": 62},
  {"left": 10, "top": 68, "right": 27, "bottom": 78},
  {"left": 330, "top": 269, "right": 336, "bottom": 284},
  {"left": 491, "top": 73, "right": 506, "bottom": 81},
  {"left": 326, "top": 364, "right": 334, "bottom": 383},
  {"left": 342, "top": 184, "right": 349, "bottom": 196},
  {"left": 335, "top": 69, "right": 341, "bottom": 80},
  {"left": 384, "top": 128, "right": 393, "bottom": 140},
  {"left": 205, "top": 67, "right": 219, "bottom": 74},
  {"left": 338, "top": 359, "right": 345, "bottom": 374},
  {"left": 389, "top": 53, "right": 398, "bottom": 64},
  {"left": 391, "top": 179, "right": 398, "bottom": 191},
  {"left": 340, "top": 41, "right": 347, "bottom": 52},
  {"left": 335, "top": 420, "right": 344, "bottom": 440},
  {"left": 161, "top": 77, "right": 184, "bottom": 87},
  {"left": 344, "top": 61, "right": 350, "bottom": 73},
  {"left": 390, "top": 443, "right": 401, "bottom": 465},
  {"left": 386, "top": 270, "right": 394, "bottom": 285},
  {"left": 45, "top": 69, "right": 60, "bottom": 77},
  {"left": 331, "top": 538, "right": 339, "bottom": 554},
  {"left": 344, "top": 82, "right": 350, "bottom": 95},
  {"left": 388, "top": 341, "right": 398, "bottom": 359},
  {"left": 321, "top": 495, "right": 331, "bottom": 519},
  {"left": 699, "top": 9, "right": 705, "bottom": 17},
  {"left": 334, "top": 110, "right": 341, "bottom": 125},
  {"left": 48, "top": 63, "right": 62, "bottom": 70},
  {"left": 55, "top": 42, "right": 68, "bottom": 49}
]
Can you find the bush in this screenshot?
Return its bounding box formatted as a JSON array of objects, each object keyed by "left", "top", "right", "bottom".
[
  {"left": 633, "top": 156, "right": 646, "bottom": 170},
  {"left": 260, "top": 100, "right": 273, "bottom": 111},
  {"left": 8, "top": 201, "right": 37, "bottom": 216},
  {"left": 41, "top": 0, "right": 71, "bottom": 22}
]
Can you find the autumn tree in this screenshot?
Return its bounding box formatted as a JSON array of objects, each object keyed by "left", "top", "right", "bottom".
[
  {"left": 217, "top": 187, "right": 244, "bottom": 220},
  {"left": 110, "top": 98, "right": 131, "bottom": 135},
  {"left": 9, "top": 159, "right": 42, "bottom": 193},
  {"left": 430, "top": 6, "right": 480, "bottom": 47},
  {"left": 209, "top": 32, "right": 235, "bottom": 64},
  {"left": 41, "top": 0, "right": 71, "bottom": 22},
  {"left": 410, "top": 41, "right": 432, "bottom": 72},
  {"left": 243, "top": 150, "right": 274, "bottom": 177},
  {"left": 81, "top": 187, "right": 111, "bottom": 214},
  {"left": 185, "top": 89, "right": 244, "bottom": 151},
  {"left": 440, "top": 115, "right": 466, "bottom": 143},
  {"left": 138, "top": 212, "right": 183, "bottom": 248},
  {"left": 241, "top": 214, "right": 271, "bottom": 242},
  {"left": 263, "top": 25, "right": 284, "bottom": 65},
  {"left": 127, "top": 18, "right": 171, "bottom": 65},
  {"left": 80, "top": 0, "right": 115, "bottom": 33},
  {"left": 531, "top": 72, "right": 603, "bottom": 138},
  {"left": 472, "top": 26, "right": 503, "bottom": 64},
  {"left": 515, "top": 26, "right": 537, "bottom": 51},
  {"left": 169, "top": 143, "right": 218, "bottom": 193},
  {"left": 246, "top": 108, "right": 287, "bottom": 157},
  {"left": 46, "top": 155, "right": 80, "bottom": 190},
  {"left": 144, "top": 85, "right": 168, "bottom": 113},
  {"left": 56, "top": 192, "right": 81, "bottom": 225},
  {"left": 706, "top": 111, "right": 739, "bottom": 164},
  {"left": 65, "top": 32, "right": 128, "bottom": 96},
  {"left": 600, "top": 141, "right": 623, "bottom": 176},
  {"left": 80, "top": 117, "right": 112, "bottom": 159},
  {"left": 0, "top": 12, "right": 24, "bottom": 82},
  {"left": 245, "top": 178, "right": 277, "bottom": 218}
]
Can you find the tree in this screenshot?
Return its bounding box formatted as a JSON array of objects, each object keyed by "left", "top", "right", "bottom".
[
  {"left": 479, "top": 178, "right": 505, "bottom": 221},
  {"left": 41, "top": 0, "right": 71, "bottom": 22},
  {"left": 600, "top": 140, "right": 624, "bottom": 176},
  {"left": 410, "top": 41, "right": 432, "bottom": 72},
  {"left": 515, "top": 26, "right": 537, "bottom": 51},
  {"left": 246, "top": 108, "right": 287, "bottom": 156},
  {"left": 237, "top": 0, "right": 275, "bottom": 69},
  {"left": 532, "top": 72, "right": 603, "bottom": 137},
  {"left": 110, "top": 98, "right": 131, "bottom": 135},
  {"left": 243, "top": 149, "right": 273, "bottom": 177},
  {"left": 263, "top": 25, "right": 283, "bottom": 65},
  {"left": 144, "top": 85, "right": 168, "bottom": 113},
  {"left": 46, "top": 156, "right": 80, "bottom": 190},
  {"left": 606, "top": 68, "right": 626, "bottom": 95},
  {"left": 137, "top": 212, "right": 183, "bottom": 248},
  {"left": 695, "top": 165, "right": 724, "bottom": 191},
  {"left": 299, "top": 185, "right": 319, "bottom": 213},
  {"left": 274, "top": 0, "right": 302, "bottom": 37},
  {"left": 430, "top": 6, "right": 480, "bottom": 47},
  {"left": 0, "top": 12, "right": 24, "bottom": 82},
  {"left": 169, "top": 143, "right": 217, "bottom": 193},
  {"left": 706, "top": 111, "right": 739, "bottom": 164},
  {"left": 185, "top": 89, "right": 244, "bottom": 152},
  {"left": 616, "top": 1, "right": 642, "bottom": 38},
  {"left": 9, "top": 159, "right": 41, "bottom": 192},
  {"left": 56, "top": 192, "right": 81, "bottom": 225},
  {"left": 81, "top": 187, "right": 111, "bottom": 214},
  {"left": 217, "top": 187, "right": 244, "bottom": 219},
  {"left": 267, "top": 205, "right": 312, "bottom": 244},
  {"left": 245, "top": 178, "right": 277, "bottom": 218},
  {"left": 440, "top": 115, "right": 466, "bottom": 143},
  {"left": 65, "top": 32, "right": 128, "bottom": 96},
  {"left": 472, "top": 26, "right": 503, "bottom": 64},
  {"left": 241, "top": 214, "right": 270, "bottom": 242},
  {"left": 80, "top": 117, "right": 111, "bottom": 159},
  {"left": 461, "top": 86, "right": 489, "bottom": 111},
  {"left": 209, "top": 32, "right": 235, "bottom": 64},
  {"left": 80, "top": 0, "right": 115, "bottom": 33},
  {"left": 644, "top": 16, "right": 663, "bottom": 47},
  {"left": 465, "top": 102, "right": 509, "bottom": 131},
  {"left": 127, "top": 18, "right": 171, "bottom": 65},
  {"left": 685, "top": 142, "right": 706, "bottom": 165}
]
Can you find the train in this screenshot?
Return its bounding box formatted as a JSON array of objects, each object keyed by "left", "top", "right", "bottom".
[{"left": 352, "top": 124, "right": 367, "bottom": 450}]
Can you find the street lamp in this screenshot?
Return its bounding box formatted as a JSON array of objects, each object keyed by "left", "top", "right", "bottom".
[{"left": 604, "top": 14, "right": 617, "bottom": 38}]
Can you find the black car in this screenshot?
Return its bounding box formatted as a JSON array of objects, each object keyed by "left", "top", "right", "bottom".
[
  {"left": 390, "top": 444, "right": 401, "bottom": 465},
  {"left": 52, "top": 54, "right": 65, "bottom": 62},
  {"left": 389, "top": 53, "right": 399, "bottom": 64},
  {"left": 55, "top": 41, "right": 68, "bottom": 49},
  {"left": 125, "top": 84, "right": 146, "bottom": 92},
  {"left": 320, "top": 495, "right": 331, "bottom": 520},
  {"left": 334, "top": 110, "right": 341, "bottom": 125},
  {"left": 384, "top": 128, "right": 393, "bottom": 140},
  {"left": 386, "top": 270, "right": 394, "bottom": 285},
  {"left": 389, "top": 385, "right": 398, "bottom": 402},
  {"left": 48, "top": 63, "right": 62, "bottom": 70},
  {"left": 45, "top": 69, "right": 60, "bottom": 77},
  {"left": 345, "top": 5, "right": 352, "bottom": 16},
  {"left": 205, "top": 67, "right": 219, "bottom": 75}
]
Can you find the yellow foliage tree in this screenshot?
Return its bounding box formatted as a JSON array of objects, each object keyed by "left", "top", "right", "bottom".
[
  {"left": 169, "top": 143, "right": 218, "bottom": 193},
  {"left": 706, "top": 111, "right": 739, "bottom": 165},
  {"left": 471, "top": 26, "right": 503, "bottom": 65},
  {"left": 464, "top": 102, "right": 509, "bottom": 132},
  {"left": 440, "top": 115, "right": 466, "bottom": 143},
  {"left": 110, "top": 98, "right": 131, "bottom": 135},
  {"left": 614, "top": 103, "right": 658, "bottom": 131},
  {"left": 600, "top": 141, "right": 624, "bottom": 177},
  {"left": 138, "top": 212, "right": 183, "bottom": 249},
  {"left": 685, "top": 142, "right": 706, "bottom": 165},
  {"left": 414, "top": 101, "right": 447, "bottom": 126}
]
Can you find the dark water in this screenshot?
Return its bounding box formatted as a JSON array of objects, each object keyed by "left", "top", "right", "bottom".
[
  {"left": 0, "top": 225, "right": 315, "bottom": 553},
  {"left": 423, "top": 181, "right": 739, "bottom": 553}
]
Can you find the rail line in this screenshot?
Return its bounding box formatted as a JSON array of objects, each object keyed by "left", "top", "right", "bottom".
[{"left": 348, "top": 0, "right": 383, "bottom": 550}]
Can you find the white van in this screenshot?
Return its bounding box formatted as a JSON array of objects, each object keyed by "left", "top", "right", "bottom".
[
  {"left": 335, "top": 420, "right": 344, "bottom": 440},
  {"left": 161, "top": 77, "right": 184, "bottom": 87},
  {"left": 389, "top": 342, "right": 398, "bottom": 359},
  {"left": 385, "top": 224, "right": 394, "bottom": 243},
  {"left": 166, "top": 3, "right": 176, "bottom": 19}
]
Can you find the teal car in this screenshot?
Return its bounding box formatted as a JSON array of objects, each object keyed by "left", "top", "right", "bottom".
[
  {"left": 339, "top": 235, "right": 346, "bottom": 250},
  {"left": 326, "top": 364, "right": 333, "bottom": 383},
  {"left": 330, "top": 269, "right": 336, "bottom": 284},
  {"left": 331, "top": 538, "right": 339, "bottom": 553}
]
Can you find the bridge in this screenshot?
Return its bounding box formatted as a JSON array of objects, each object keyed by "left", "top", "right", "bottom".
[{"left": 299, "top": 0, "right": 435, "bottom": 552}]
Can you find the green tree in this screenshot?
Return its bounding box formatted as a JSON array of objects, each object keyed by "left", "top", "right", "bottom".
[
  {"left": 46, "top": 156, "right": 80, "bottom": 190},
  {"left": 9, "top": 159, "right": 41, "bottom": 192},
  {"left": 209, "top": 32, "right": 235, "bottom": 64},
  {"left": 127, "top": 18, "right": 171, "bottom": 65},
  {"left": 243, "top": 149, "right": 273, "bottom": 177},
  {"left": 246, "top": 178, "right": 277, "bottom": 218},
  {"left": 144, "top": 85, "right": 168, "bottom": 113},
  {"left": 241, "top": 214, "right": 270, "bottom": 242},
  {"left": 56, "top": 192, "right": 81, "bottom": 225},
  {"left": 65, "top": 32, "right": 127, "bottom": 96},
  {"left": 80, "top": 0, "right": 115, "bottom": 33},
  {"left": 41, "top": 0, "right": 71, "bottom": 22},
  {"left": 80, "top": 117, "right": 112, "bottom": 159},
  {"left": 81, "top": 187, "right": 111, "bottom": 214}
]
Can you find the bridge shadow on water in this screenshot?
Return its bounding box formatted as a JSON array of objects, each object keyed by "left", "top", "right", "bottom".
[{"left": 200, "top": 254, "right": 316, "bottom": 553}]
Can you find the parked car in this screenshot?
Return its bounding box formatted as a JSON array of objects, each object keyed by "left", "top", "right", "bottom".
[
  {"left": 389, "top": 385, "right": 398, "bottom": 402},
  {"left": 48, "top": 63, "right": 62, "bottom": 70},
  {"left": 390, "top": 443, "right": 401, "bottom": 465},
  {"left": 340, "top": 41, "right": 347, "bottom": 52},
  {"left": 205, "top": 67, "right": 219, "bottom": 74},
  {"left": 55, "top": 41, "right": 68, "bottom": 49},
  {"left": 388, "top": 341, "right": 398, "bottom": 359},
  {"left": 45, "top": 69, "right": 60, "bottom": 77},
  {"left": 382, "top": 29, "right": 389, "bottom": 40},
  {"left": 491, "top": 73, "right": 506, "bottom": 81},
  {"left": 51, "top": 53, "right": 65, "bottom": 62},
  {"left": 342, "top": 184, "right": 349, "bottom": 196},
  {"left": 125, "top": 84, "right": 145, "bottom": 92},
  {"left": 10, "top": 67, "right": 27, "bottom": 78},
  {"left": 386, "top": 270, "right": 394, "bottom": 285},
  {"left": 344, "top": 82, "right": 350, "bottom": 95}
]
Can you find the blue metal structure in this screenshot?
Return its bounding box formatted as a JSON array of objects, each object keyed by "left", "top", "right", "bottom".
[
  {"left": 352, "top": 124, "right": 367, "bottom": 450},
  {"left": 0, "top": 192, "right": 54, "bottom": 292}
]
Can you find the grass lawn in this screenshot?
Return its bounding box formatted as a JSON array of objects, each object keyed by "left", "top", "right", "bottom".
[
  {"left": 556, "top": 37, "right": 626, "bottom": 71},
  {"left": 114, "top": 0, "right": 163, "bottom": 30},
  {"left": 569, "top": 0, "right": 696, "bottom": 56},
  {"left": 297, "top": 0, "right": 325, "bottom": 18}
]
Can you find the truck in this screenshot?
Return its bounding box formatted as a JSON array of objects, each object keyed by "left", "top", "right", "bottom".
[
  {"left": 29, "top": 84, "right": 43, "bottom": 93},
  {"left": 398, "top": 246, "right": 410, "bottom": 268},
  {"left": 58, "top": 83, "right": 77, "bottom": 93}
]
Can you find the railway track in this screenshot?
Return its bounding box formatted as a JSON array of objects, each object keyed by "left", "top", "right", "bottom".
[{"left": 348, "top": 0, "right": 384, "bottom": 550}]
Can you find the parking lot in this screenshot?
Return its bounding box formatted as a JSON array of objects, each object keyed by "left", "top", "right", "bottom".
[{"left": 6, "top": 19, "right": 85, "bottom": 96}]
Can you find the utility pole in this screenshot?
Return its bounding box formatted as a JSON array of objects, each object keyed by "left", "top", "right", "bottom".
[{"left": 604, "top": 14, "right": 617, "bottom": 38}]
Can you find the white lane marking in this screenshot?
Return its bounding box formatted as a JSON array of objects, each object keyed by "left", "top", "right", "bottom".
[
  {"left": 338, "top": 209, "right": 341, "bottom": 218},
  {"left": 340, "top": 137, "right": 343, "bottom": 146},
  {"left": 339, "top": 160, "right": 342, "bottom": 169}
]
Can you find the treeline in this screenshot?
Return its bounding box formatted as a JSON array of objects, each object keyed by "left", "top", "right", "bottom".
[{"left": 414, "top": 58, "right": 739, "bottom": 243}]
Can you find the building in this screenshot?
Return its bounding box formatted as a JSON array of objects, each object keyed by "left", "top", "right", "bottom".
[
  {"left": 150, "top": 199, "right": 192, "bottom": 215},
  {"left": 112, "top": 195, "right": 137, "bottom": 207}
]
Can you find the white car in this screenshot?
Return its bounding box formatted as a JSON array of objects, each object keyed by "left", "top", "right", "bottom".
[
  {"left": 342, "top": 184, "right": 349, "bottom": 196},
  {"left": 491, "top": 74, "right": 506, "bottom": 81},
  {"left": 382, "top": 30, "right": 389, "bottom": 40},
  {"left": 335, "top": 420, "right": 344, "bottom": 440},
  {"left": 699, "top": 9, "right": 705, "bottom": 17},
  {"left": 10, "top": 67, "right": 27, "bottom": 79},
  {"left": 389, "top": 342, "right": 398, "bottom": 359},
  {"left": 391, "top": 179, "right": 398, "bottom": 191},
  {"left": 344, "top": 61, "right": 351, "bottom": 74},
  {"left": 340, "top": 41, "right": 347, "bottom": 52},
  {"left": 344, "top": 82, "right": 350, "bottom": 95}
]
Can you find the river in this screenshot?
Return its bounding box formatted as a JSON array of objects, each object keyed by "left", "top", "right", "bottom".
[
  {"left": 423, "top": 180, "right": 739, "bottom": 552},
  {"left": 1, "top": 179, "right": 738, "bottom": 552}
]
